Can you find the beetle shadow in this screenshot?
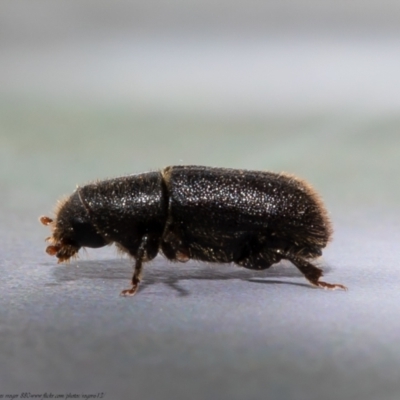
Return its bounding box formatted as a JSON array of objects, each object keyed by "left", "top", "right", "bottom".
[{"left": 48, "top": 257, "right": 333, "bottom": 296}]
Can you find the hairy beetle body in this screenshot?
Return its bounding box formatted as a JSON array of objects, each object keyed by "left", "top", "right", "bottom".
[{"left": 41, "top": 166, "right": 346, "bottom": 295}]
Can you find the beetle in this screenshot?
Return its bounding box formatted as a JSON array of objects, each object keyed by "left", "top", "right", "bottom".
[{"left": 40, "top": 165, "right": 346, "bottom": 296}]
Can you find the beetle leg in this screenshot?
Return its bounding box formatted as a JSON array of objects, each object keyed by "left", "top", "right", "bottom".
[
  {"left": 290, "top": 257, "right": 347, "bottom": 290},
  {"left": 176, "top": 250, "right": 190, "bottom": 262},
  {"left": 120, "top": 235, "right": 149, "bottom": 297},
  {"left": 161, "top": 240, "right": 190, "bottom": 262}
]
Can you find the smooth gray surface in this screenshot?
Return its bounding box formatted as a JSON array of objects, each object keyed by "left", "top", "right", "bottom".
[
  {"left": 1, "top": 215, "right": 400, "bottom": 400},
  {"left": 2, "top": 3, "right": 400, "bottom": 400}
]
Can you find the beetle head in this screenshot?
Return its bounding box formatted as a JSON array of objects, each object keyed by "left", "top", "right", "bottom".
[{"left": 40, "top": 190, "right": 108, "bottom": 263}]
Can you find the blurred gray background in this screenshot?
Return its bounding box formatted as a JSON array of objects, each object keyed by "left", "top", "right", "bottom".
[{"left": 1, "top": 2, "right": 400, "bottom": 400}]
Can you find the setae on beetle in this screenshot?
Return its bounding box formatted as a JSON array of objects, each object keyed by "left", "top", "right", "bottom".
[{"left": 40, "top": 166, "right": 346, "bottom": 296}]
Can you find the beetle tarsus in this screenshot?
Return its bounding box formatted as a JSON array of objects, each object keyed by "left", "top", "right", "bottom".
[
  {"left": 120, "top": 284, "right": 139, "bottom": 297},
  {"left": 289, "top": 256, "right": 346, "bottom": 291},
  {"left": 314, "top": 281, "right": 347, "bottom": 290}
]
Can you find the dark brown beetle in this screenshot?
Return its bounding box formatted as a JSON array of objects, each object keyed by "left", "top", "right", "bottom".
[{"left": 40, "top": 166, "right": 346, "bottom": 296}]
